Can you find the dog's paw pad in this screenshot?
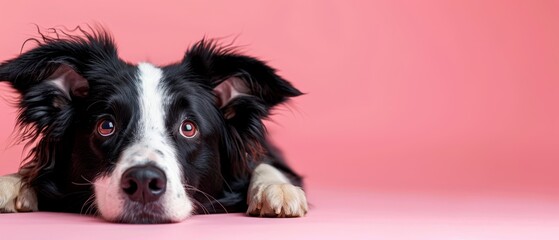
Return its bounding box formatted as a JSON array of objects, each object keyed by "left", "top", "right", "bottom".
[
  {"left": 247, "top": 183, "right": 308, "bottom": 217},
  {"left": 0, "top": 175, "right": 37, "bottom": 213}
]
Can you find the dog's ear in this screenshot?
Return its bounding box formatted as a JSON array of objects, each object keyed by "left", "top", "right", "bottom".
[
  {"left": 185, "top": 41, "right": 302, "bottom": 114},
  {"left": 0, "top": 54, "right": 90, "bottom": 100},
  {"left": 184, "top": 40, "right": 302, "bottom": 175},
  {"left": 0, "top": 31, "right": 118, "bottom": 189},
  {"left": 0, "top": 32, "right": 116, "bottom": 138}
]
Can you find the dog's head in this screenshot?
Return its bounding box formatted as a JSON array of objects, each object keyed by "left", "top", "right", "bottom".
[{"left": 0, "top": 29, "right": 301, "bottom": 223}]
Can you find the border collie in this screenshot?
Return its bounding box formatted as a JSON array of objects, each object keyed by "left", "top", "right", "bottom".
[{"left": 0, "top": 27, "right": 307, "bottom": 223}]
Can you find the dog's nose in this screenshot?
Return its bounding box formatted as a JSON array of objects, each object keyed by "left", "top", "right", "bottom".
[{"left": 121, "top": 166, "right": 167, "bottom": 203}]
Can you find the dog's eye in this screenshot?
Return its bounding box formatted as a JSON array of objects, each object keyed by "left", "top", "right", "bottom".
[
  {"left": 179, "top": 120, "right": 198, "bottom": 138},
  {"left": 97, "top": 119, "right": 115, "bottom": 137}
]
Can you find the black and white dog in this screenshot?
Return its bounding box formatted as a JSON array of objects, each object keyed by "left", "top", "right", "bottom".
[{"left": 0, "top": 27, "right": 307, "bottom": 223}]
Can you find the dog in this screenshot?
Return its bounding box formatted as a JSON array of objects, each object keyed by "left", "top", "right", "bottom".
[{"left": 0, "top": 27, "right": 307, "bottom": 223}]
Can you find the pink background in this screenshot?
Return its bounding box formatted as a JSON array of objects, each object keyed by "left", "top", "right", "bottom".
[{"left": 0, "top": 1, "right": 558, "bottom": 239}]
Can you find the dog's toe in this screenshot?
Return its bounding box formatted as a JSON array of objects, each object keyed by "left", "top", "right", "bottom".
[
  {"left": 247, "top": 183, "right": 308, "bottom": 217},
  {"left": 0, "top": 174, "right": 38, "bottom": 213},
  {"left": 15, "top": 187, "right": 38, "bottom": 212}
]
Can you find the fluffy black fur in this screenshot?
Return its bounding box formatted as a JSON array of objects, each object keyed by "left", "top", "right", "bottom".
[{"left": 0, "top": 27, "right": 302, "bottom": 217}]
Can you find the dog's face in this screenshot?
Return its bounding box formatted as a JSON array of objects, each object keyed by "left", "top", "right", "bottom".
[
  {"left": 84, "top": 62, "right": 221, "bottom": 223},
  {"left": 0, "top": 30, "right": 301, "bottom": 223}
]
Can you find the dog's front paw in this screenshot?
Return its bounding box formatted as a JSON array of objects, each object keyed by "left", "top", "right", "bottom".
[
  {"left": 247, "top": 183, "right": 308, "bottom": 217},
  {"left": 0, "top": 174, "right": 38, "bottom": 213}
]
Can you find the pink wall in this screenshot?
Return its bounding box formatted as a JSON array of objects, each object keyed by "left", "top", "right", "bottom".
[{"left": 0, "top": 0, "right": 557, "bottom": 197}]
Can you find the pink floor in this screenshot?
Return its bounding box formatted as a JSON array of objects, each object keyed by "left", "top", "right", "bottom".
[{"left": 1, "top": 187, "right": 559, "bottom": 239}]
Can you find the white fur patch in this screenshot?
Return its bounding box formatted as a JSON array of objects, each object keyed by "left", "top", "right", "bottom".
[
  {"left": 247, "top": 163, "right": 308, "bottom": 217},
  {"left": 0, "top": 173, "right": 37, "bottom": 213},
  {"left": 93, "top": 63, "right": 192, "bottom": 222}
]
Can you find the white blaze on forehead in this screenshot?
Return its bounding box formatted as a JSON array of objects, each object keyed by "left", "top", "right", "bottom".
[
  {"left": 94, "top": 63, "right": 192, "bottom": 222},
  {"left": 137, "top": 63, "right": 167, "bottom": 141}
]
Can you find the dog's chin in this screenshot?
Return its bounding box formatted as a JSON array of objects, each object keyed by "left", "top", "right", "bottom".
[
  {"left": 101, "top": 208, "right": 190, "bottom": 224},
  {"left": 113, "top": 202, "right": 177, "bottom": 224},
  {"left": 100, "top": 201, "right": 191, "bottom": 224}
]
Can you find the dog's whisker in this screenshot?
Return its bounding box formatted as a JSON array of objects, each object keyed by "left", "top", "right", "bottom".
[
  {"left": 184, "top": 185, "right": 216, "bottom": 212},
  {"left": 80, "top": 175, "right": 95, "bottom": 184},
  {"left": 183, "top": 184, "right": 228, "bottom": 214},
  {"left": 218, "top": 173, "right": 234, "bottom": 193},
  {"left": 86, "top": 200, "right": 98, "bottom": 216},
  {"left": 71, "top": 181, "right": 92, "bottom": 186},
  {"left": 191, "top": 199, "right": 209, "bottom": 215},
  {"left": 80, "top": 194, "right": 96, "bottom": 215}
]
